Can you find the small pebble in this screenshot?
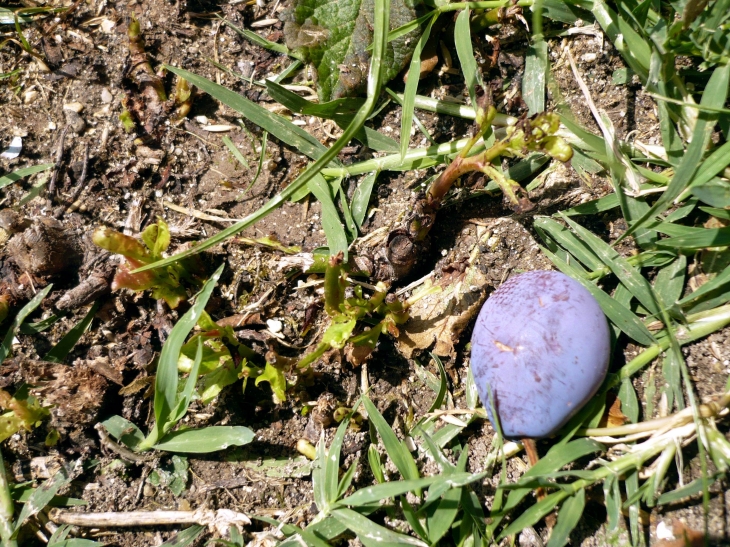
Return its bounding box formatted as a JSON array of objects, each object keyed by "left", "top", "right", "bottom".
[
  {"left": 23, "top": 90, "right": 38, "bottom": 104},
  {"left": 63, "top": 102, "right": 84, "bottom": 113}
]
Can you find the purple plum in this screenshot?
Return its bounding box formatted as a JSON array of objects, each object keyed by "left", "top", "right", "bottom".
[{"left": 470, "top": 270, "right": 610, "bottom": 439}]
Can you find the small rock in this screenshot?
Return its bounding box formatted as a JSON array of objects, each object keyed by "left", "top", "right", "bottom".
[
  {"left": 23, "top": 90, "right": 38, "bottom": 104},
  {"left": 266, "top": 319, "right": 283, "bottom": 333},
  {"left": 100, "top": 88, "right": 113, "bottom": 103},
  {"left": 100, "top": 18, "right": 116, "bottom": 33},
  {"left": 63, "top": 102, "right": 84, "bottom": 113},
  {"left": 64, "top": 109, "right": 86, "bottom": 133}
]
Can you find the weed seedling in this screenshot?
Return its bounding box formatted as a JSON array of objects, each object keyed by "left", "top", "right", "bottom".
[
  {"left": 101, "top": 266, "right": 254, "bottom": 454},
  {"left": 93, "top": 218, "right": 202, "bottom": 308}
]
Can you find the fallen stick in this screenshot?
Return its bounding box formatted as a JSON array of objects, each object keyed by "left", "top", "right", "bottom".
[{"left": 49, "top": 507, "right": 250, "bottom": 535}]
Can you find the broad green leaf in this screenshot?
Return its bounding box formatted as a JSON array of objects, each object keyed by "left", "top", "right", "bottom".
[
  {"left": 255, "top": 363, "right": 288, "bottom": 402},
  {"left": 282, "top": 0, "right": 422, "bottom": 100},
  {"left": 101, "top": 416, "right": 145, "bottom": 449},
  {"left": 153, "top": 426, "right": 254, "bottom": 453}
]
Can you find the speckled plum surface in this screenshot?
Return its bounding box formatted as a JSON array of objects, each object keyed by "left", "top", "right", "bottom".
[{"left": 470, "top": 270, "right": 611, "bottom": 439}]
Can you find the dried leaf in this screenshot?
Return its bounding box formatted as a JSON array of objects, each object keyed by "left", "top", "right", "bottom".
[{"left": 396, "top": 267, "right": 487, "bottom": 358}]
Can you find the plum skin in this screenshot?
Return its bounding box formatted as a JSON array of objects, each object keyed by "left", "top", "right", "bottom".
[{"left": 470, "top": 270, "right": 611, "bottom": 439}]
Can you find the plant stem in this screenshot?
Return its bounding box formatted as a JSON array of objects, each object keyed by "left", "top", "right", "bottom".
[
  {"left": 0, "top": 448, "right": 18, "bottom": 547},
  {"left": 320, "top": 136, "right": 476, "bottom": 178},
  {"left": 439, "top": 0, "right": 532, "bottom": 11},
  {"left": 613, "top": 304, "right": 730, "bottom": 386}
]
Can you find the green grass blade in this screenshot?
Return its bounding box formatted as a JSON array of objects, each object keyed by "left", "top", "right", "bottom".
[
  {"left": 692, "top": 180, "right": 730, "bottom": 208},
  {"left": 222, "top": 136, "right": 249, "bottom": 169},
  {"left": 424, "top": 485, "right": 461, "bottom": 544},
  {"left": 658, "top": 226, "right": 730, "bottom": 250},
  {"left": 560, "top": 214, "right": 661, "bottom": 316},
  {"left": 148, "top": 265, "right": 224, "bottom": 446},
  {"left": 308, "top": 174, "right": 350, "bottom": 258},
  {"left": 266, "top": 80, "right": 364, "bottom": 118},
  {"left": 159, "top": 525, "right": 204, "bottom": 546},
  {"left": 653, "top": 256, "right": 686, "bottom": 307},
  {"left": 400, "top": 13, "right": 437, "bottom": 159},
  {"left": 152, "top": 426, "right": 254, "bottom": 453},
  {"left": 427, "top": 353, "right": 448, "bottom": 413},
  {"left": 368, "top": 444, "right": 385, "bottom": 484},
  {"left": 523, "top": 10, "right": 547, "bottom": 116},
  {"left": 313, "top": 433, "right": 328, "bottom": 512},
  {"left": 44, "top": 302, "right": 99, "bottom": 363},
  {"left": 546, "top": 489, "right": 585, "bottom": 547},
  {"left": 222, "top": 18, "right": 302, "bottom": 60},
  {"left": 133, "top": 10, "right": 391, "bottom": 274},
  {"left": 619, "top": 62, "right": 730, "bottom": 242},
  {"left": 325, "top": 407, "right": 352, "bottom": 505},
  {"left": 363, "top": 396, "right": 420, "bottom": 482},
  {"left": 0, "top": 284, "right": 53, "bottom": 364},
  {"left": 534, "top": 217, "right": 603, "bottom": 271},
  {"left": 498, "top": 490, "right": 569, "bottom": 540},
  {"left": 170, "top": 336, "right": 204, "bottom": 423},
  {"left": 351, "top": 171, "right": 378, "bottom": 228},
  {"left": 678, "top": 266, "right": 730, "bottom": 311},
  {"left": 454, "top": 8, "right": 482, "bottom": 111},
  {"left": 590, "top": 0, "right": 650, "bottom": 79},
  {"left": 400, "top": 497, "right": 429, "bottom": 542},
  {"left": 339, "top": 477, "right": 443, "bottom": 506},
  {"left": 167, "top": 66, "right": 331, "bottom": 163},
  {"left": 0, "top": 163, "right": 53, "bottom": 189},
  {"left": 13, "top": 461, "right": 77, "bottom": 536},
  {"left": 331, "top": 507, "right": 428, "bottom": 547}
]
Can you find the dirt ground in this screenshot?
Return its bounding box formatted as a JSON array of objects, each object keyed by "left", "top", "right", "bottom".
[{"left": 1, "top": 0, "right": 729, "bottom": 545}]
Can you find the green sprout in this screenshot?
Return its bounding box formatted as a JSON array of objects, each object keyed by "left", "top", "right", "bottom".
[
  {"left": 100, "top": 266, "right": 254, "bottom": 454},
  {"left": 92, "top": 218, "right": 201, "bottom": 308}
]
